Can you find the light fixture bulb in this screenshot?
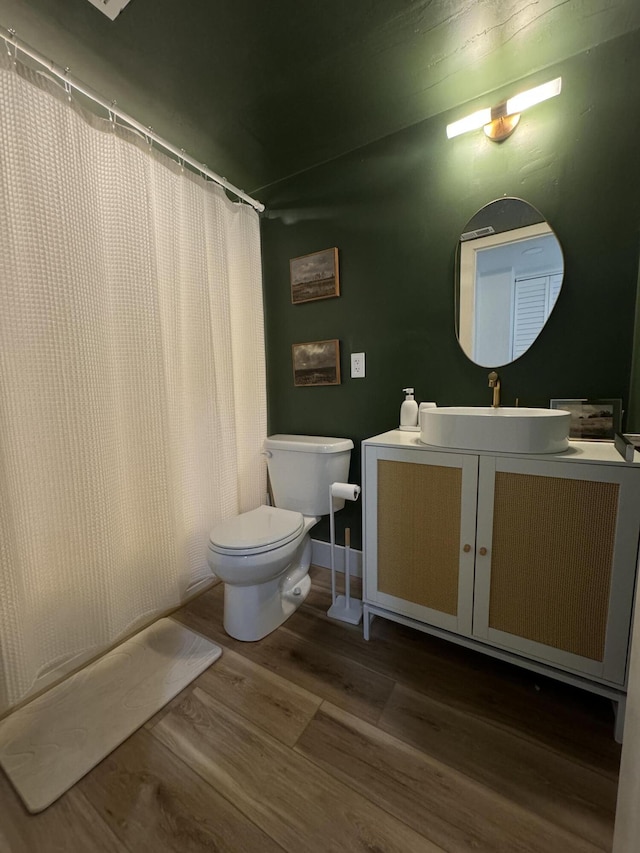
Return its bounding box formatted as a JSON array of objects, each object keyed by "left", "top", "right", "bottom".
[
  {"left": 506, "top": 77, "right": 562, "bottom": 116},
  {"left": 446, "top": 108, "right": 492, "bottom": 139},
  {"left": 446, "top": 77, "right": 562, "bottom": 141}
]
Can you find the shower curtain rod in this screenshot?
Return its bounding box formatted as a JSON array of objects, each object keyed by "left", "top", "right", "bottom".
[{"left": 1, "top": 28, "right": 265, "bottom": 213}]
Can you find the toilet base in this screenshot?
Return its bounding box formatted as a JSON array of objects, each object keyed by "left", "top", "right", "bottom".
[
  {"left": 223, "top": 572, "right": 311, "bottom": 641},
  {"left": 222, "top": 535, "right": 313, "bottom": 641}
]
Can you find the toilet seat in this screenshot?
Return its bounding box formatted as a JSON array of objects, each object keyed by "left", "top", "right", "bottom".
[{"left": 209, "top": 505, "right": 304, "bottom": 557}]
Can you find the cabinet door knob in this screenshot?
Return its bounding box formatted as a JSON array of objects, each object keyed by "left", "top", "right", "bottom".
[
  {"left": 463, "top": 544, "right": 471, "bottom": 553},
  {"left": 479, "top": 547, "right": 488, "bottom": 556}
]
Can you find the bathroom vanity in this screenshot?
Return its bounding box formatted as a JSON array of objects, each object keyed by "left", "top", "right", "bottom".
[{"left": 362, "top": 429, "right": 640, "bottom": 740}]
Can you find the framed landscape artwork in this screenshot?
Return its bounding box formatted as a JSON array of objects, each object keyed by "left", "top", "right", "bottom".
[
  {"left": 290, "top": 247, "right": 339, "bottom": 304},
  {"left": 292, "top": 339, "right": 341, "bottom": 387},
  {"left": 550, "top": 398, "right": 622, "bottom": 440}
]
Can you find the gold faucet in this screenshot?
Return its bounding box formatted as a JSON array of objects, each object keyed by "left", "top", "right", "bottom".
[{"left": 488, "top": 371, "right": 501, "bottom": 408}]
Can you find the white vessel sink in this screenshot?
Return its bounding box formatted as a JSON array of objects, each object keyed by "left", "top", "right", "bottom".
[{"left": 419, "top": 406, "right": 571, "bottom": 454}]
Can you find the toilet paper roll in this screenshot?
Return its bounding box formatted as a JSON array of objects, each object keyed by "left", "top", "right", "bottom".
[{"left": 331, "top": 482, "right": 361, "bottom": 501}]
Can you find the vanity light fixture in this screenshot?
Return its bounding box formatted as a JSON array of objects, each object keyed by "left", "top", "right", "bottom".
[{"left": 446, "top": 77, "right": 562, "bottom": 142}]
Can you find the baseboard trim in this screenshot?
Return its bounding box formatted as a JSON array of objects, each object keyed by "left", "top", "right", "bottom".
[{"left": 311, "top": 538, "right": 362, "bottom": 577}]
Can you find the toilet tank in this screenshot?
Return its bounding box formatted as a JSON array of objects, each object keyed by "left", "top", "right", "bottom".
[{"left": 263, "top": 434, "right": 354, "bottom": 516}]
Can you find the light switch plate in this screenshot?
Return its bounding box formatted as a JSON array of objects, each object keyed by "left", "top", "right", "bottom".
[{"left": 351, "top": 352, "right": 366, "bottom": 378}]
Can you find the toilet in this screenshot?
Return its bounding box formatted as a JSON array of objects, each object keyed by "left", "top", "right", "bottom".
[{"left": 207, "top": 434, "right": 353, "bottom": 641}]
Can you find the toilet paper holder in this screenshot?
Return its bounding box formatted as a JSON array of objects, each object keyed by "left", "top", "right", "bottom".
[{"left": 327, "top": 481, "right": 362, "bottom": 625}]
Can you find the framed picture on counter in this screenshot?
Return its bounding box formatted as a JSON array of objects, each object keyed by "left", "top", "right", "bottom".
[{"left": 550, "top": 398, "right": 622, "bottom": 440}]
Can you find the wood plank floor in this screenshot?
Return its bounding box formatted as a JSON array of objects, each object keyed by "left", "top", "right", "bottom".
[{"left": 0, "top": 566, "right": 621, "bottom": 852}]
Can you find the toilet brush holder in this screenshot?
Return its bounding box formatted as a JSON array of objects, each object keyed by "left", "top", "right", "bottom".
[{"left": 327, "top": 482, "right": 362, "bottom": 625}]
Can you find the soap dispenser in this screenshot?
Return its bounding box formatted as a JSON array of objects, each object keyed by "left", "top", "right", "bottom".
[{"left": 399, "top": 387, "right": 419, "bottom": 430}]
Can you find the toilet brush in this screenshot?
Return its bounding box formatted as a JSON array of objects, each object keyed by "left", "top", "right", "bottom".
[{"left": 327, "top": 482, "right": 363, "bottom": 625}]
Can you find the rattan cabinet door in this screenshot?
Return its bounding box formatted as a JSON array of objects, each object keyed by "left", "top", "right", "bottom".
[
  {"left": 473, "top": 455, "right": 640, "bottom": 684},
  {"left": 363, "top": 446, "right": 478, "bottom": 635}
]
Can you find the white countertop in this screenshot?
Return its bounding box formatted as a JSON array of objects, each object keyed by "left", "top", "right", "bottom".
[{"left": 363, "top": 429, "right": 640, "bottom": 467}]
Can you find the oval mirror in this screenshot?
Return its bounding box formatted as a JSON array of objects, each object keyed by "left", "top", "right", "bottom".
[{"left": 455, "top": 197, "right": 564, "bottom": 367}]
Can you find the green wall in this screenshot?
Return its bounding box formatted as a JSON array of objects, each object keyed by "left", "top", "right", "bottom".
[{"left": 261, "top": 30, "right": 640, "bottom": 548}]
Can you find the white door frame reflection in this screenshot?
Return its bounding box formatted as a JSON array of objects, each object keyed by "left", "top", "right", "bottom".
[{"left": 457, "top": 209, "right": 564, "bottom": 368}]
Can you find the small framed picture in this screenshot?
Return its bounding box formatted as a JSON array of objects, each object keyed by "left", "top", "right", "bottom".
[
  {"left": 292, "top": 339, "right": 341, "bottom": 387},
  {"left": 290, "top": 247, "right": 339, "bottom": 304},
  {"left": 550, "top": 398, "right": 622, "bottom": 440}
]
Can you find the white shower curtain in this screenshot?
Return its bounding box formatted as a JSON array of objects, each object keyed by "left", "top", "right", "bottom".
[{"left": 0, "top": 52, "right": 266, "bottom": 714}]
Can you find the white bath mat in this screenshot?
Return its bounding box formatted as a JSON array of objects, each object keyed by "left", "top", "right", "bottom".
[{"left": 0, "top": 617, "right": 221, "bottom": 812}]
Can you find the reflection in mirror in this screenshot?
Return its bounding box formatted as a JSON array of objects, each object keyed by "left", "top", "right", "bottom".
[{"left": 456, "top": 198, "right": 564, "bottom": 368}]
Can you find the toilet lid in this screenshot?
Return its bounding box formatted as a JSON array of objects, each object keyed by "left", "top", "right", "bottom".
[{"left": 209, "top": 505, "right": 304, "bottom": 553}]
